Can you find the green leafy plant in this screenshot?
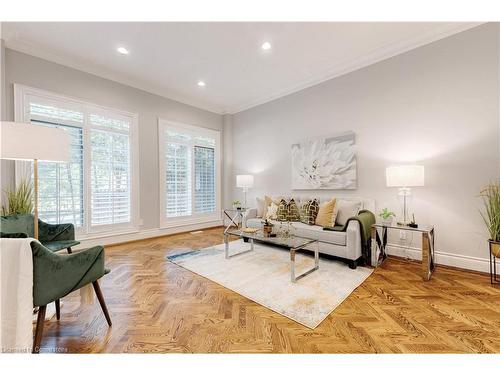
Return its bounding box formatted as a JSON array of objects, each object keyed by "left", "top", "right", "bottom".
[
  {"left": 480, "top": 181, "right": 500, "bottom": 242},
  {"left": 379, "top": 208, "right": 395, "bottom": 220},
  {"left": 1, "top": 179, "right": 34, "bottom": 216},
  {"left": 232, "top": 200, "right": 241, "bottom": 207}
]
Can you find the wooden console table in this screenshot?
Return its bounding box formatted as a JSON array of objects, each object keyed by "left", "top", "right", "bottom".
[{"left": 371, "top": 223, "right": 436, "bottom": 281}]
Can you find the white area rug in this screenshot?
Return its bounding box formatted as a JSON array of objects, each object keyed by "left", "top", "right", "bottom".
[{"left": 167, "top": 240, "right": 372, "bottom": 329}]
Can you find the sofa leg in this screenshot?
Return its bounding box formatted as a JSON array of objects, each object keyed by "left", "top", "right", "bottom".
[
  {"left": 92, "top": 281, "right": 112, "bottom": 326},
  {"left": 67, "top": 247, "right": 72, "bottom": 254},
  {"left": 348, "top": 260, "right": 357, "bottom": 270},
  {"left": 55, "top": 299, "right": 61, "bottom": 320},
  {"left": 33, "top": 305, "right": 46, "bottom": 354}
]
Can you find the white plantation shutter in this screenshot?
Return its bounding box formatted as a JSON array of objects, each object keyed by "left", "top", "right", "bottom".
[
  {"left": 159, "top": 120, "right": 220, "bottom": 226},
  {"left": 194, "top": 146, "right": 215, "bottom": 213},
  {"left": 90, "top": 112, "right": 132, "bottom": 228},
  {"left": 165, "top": 142, "right": 191, "bottom": 217},
  {"left": 26, "top": 95, "right": 85, "bottom": 227},
  {"left": 16, "top": 85, "right": 138, "bottom": 236}
]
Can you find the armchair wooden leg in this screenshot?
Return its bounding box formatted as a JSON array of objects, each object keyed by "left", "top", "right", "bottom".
[
  {"left": 55, "top": 299, "right": 61, "bottom": 320},
  {"left": 92, "top": 281, "right": 112, "bottom": 326},
  {"left": 67, "top": 247, "right": 72, "bottom": 254},
  {"left": 33, "top": 305, "right": 46, "bottom": 354}
]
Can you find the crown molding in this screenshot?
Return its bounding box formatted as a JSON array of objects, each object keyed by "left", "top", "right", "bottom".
[
  {"left": 228, "top": 22, "right": 485, "bottom": 114},
  {"left": 4, "top": 22, "right": 484, "bottom": 116},
  {"left": 3, "top": 38, "right": 226, "bottom": 115}
]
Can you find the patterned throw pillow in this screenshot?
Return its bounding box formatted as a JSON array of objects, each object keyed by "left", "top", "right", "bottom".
[
  {"left": 299, "top": 199, "right": 319, "bottom": 225},
  {"left": 276, "top": 199, "right": 288, "bottom": 221},
  {"left": 287, "top": 199, "right": 301, "bottom": 221},
  {"left": 276, "top": 199, "right": 301, "bottom": 222}
]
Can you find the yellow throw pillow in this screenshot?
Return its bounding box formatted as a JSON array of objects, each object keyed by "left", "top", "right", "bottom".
[{"left": 315, "top": 198, "right": 337, "bottom": 227}]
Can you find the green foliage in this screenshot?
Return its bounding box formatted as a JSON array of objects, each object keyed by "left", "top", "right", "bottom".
[
  {"left": 1, "top": 179, "right": 34, "bottom": 216},
  {"left": 379, "top": 208, "right": 395, "bottom": 220},
  {"left": 232, "top": 200, "right": 241, "bottom": 206},
  {"left": 480, "top": 181, "right": 500, "bottom": 242}
]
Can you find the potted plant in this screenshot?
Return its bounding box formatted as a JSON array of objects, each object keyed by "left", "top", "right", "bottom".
[
  {"left": 261, "top": 218, "right": 274, "bottom": 237},
  {"left": 480, "top": 181, "right": 500, "bottom": 258},
  {"left": 1, "top": 179, "right": 34, "bottom": 216},
  {"left": 232, "top": 200, "right": 242, "bottom": 210},
  {"left": 379, "top": 208, "right": 395, "bottom": 226}
]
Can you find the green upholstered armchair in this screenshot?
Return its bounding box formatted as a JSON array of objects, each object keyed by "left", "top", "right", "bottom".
[
  {"left": 0, "top": 214, "right": 80, "bottom": 253},
  {"left": 31, "top": 241, "right": 112, "bottom": 353}
]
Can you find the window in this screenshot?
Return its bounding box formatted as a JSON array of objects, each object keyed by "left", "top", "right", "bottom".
[
  {"left": 159, "top": 120, "right": 220, "bottom": 227},
  {"left": 15, "top": 85, "right": 138, "bottom": 236}
]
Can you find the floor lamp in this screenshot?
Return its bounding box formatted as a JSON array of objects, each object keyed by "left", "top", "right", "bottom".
[
  {"left": 1, "top": 121, "right": 71, "bottom": 239},
  {"left": 386, "top": 165, "right": 425, "bottom": 226}
]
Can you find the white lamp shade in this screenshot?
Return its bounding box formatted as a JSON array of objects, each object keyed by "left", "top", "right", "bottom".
[
  {"left": 236, "top": 174, "right": 254, "bottom": 188},
  {"left": 1, "top": 121, "right": 71, "bottom": 162},
  {"left": 386, "top": 165, "right": 424, "bottom": 187}
]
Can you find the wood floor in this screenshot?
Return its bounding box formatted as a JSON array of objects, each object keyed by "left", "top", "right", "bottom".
[{"left": 39, "top": 227, "right": 500, "bottom": 353}]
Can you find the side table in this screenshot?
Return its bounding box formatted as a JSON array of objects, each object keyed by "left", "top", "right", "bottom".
[
  {"left": 371, "top": 223, "right": 436, "bottom": 281},
  {"left": 223, "top": 208, "right": 248, "bottom": 234}
]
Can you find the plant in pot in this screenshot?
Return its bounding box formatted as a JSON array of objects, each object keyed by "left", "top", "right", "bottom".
[
  {"left": 1, "top": 179, "right": 33, "bottom": 216},
  {"left": 480, "top": 181, "right": 500, "bottom": 259},
  {"left": 232, "top": 200, "right": 242, "bottom": 210},
  {"left": 379, "top": 208, "right": 395, "bottom": 226},
  {"left": 261, "top": 218, "right": 274, "bottom": 237}
]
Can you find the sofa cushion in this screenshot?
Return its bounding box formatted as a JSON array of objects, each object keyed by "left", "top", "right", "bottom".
[
  {"left": 334, "top": 199, "right": 362, "bottom": 226},
  {"left": 256, "top": 197, "right": 266, "bottom": 218},
  {"left": 315, "top": 198, "right": 336, "bottom": 227},
  {"left": 299, "top": 199, "right": 319, "bottom": 225},
  {"left": 244, "top": 219, "right": 347, "bottom": 246},
  {"left": 292, "top": 222, "right": 347, "bottom": 246}
]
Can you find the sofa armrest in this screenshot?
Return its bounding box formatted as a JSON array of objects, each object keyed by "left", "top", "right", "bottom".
[
  {"left": 242, "top": 208, "right": 258, "bottom": 228},
  {"left": 38, "top": 220, "right": 75, "bottom": 242},
  {"left": 345, "top": 220, "right": 362, "bottom": 260}
]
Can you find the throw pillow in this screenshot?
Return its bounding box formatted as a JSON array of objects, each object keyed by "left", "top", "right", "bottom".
[
  {"left": 276, "top": 199, "right": 301, "bottom": 222},
  {"left": 315, "top": 198, "right": 337, "bottom": 227},
  {"left": 287, "top": 199, "right": 301, "bottom": 221},
  {"left": 299, "top": 199, "right": 319, "bottom": 225},
  {"left": 276, "top": 199, "right": 288, "bottom": 221},
  {"left": 334, "top": 200, "right": 362, "bottom": 226},
  {"left": 266, "top": 202, "right": 279, "bottom": 220},
  {"left": 256, "top": 197, "right": 266, "bottom": 218}
]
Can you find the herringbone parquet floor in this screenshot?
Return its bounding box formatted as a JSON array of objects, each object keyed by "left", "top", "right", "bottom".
[{"left": 39, "top": 227, "right": 500, "bottom": 353}]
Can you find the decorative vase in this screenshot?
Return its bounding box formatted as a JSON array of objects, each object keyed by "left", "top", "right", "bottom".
[
  {"left": 263, "top": 224, "right": 273, "bottom": 237},
  {"left": 489, "top": 240, "right": 500, "bottom": 258},
  {"left": 381, "top": 218, "right": 393, "bottom": 226}
]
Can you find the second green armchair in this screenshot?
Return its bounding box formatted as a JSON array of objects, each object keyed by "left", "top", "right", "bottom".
[{"left": 0, "top": 214, "right": 80, "bottom": 253}]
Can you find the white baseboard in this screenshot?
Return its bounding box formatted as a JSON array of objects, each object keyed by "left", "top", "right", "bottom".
[
  {"left": 74, "top": 220, "right": 223, "bottom": 250},
  {"left": 385, "top": 243, "right": 491, "bottom": 273}
]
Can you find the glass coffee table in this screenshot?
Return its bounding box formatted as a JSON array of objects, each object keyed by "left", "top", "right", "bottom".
[{"left": 224, "top": 229, "right": 319, "bottom": 283}]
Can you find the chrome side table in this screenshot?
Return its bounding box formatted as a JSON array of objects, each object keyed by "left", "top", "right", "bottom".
[
  {"left": 371, "top": 223, "right": 436, "bottom": 281},
  {"left": 223, "top": 208, "right": 248, "bottom": 234}
]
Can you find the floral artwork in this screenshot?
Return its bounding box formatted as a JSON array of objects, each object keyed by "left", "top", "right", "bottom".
[{"left": 291, "top": 132, "right": 357, "bottom": 189}]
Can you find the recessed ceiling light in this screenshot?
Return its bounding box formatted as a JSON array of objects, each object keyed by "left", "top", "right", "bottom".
[
  {"left": 261, "top": 42, "right": 272, "bottom": 50},
  {"left": 197, "top": 80, "right": 206, "bottom": 87},
  {"left": 117, "top": 47, "right": 129, "bottom": 55}
]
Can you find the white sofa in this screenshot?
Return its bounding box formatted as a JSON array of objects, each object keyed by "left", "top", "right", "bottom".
[{"left": 242, "top": 197, "right": 375, "bottom": 269}]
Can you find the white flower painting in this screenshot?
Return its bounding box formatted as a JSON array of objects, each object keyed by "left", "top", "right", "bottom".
[{"left": 291, "top": 133, "right": 357, "bottom": 190}]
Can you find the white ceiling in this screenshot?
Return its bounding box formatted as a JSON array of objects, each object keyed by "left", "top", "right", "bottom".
[{"left": 1, "top": 22, "right": 481, "bottom": 114}]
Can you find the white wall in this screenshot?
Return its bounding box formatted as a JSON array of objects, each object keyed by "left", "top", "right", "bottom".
[
  {"left": 230, "top": 24, "right": 500, "bottom": 272},
  {"left": 1, "top": 48, "right": 224, "bottom": 233}
]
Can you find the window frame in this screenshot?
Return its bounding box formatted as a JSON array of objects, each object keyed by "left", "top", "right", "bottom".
[
  {"left": 14, "top": 84, "right": 140, "bottom": 238},
  {"left": 158, "top": 119, "right": 221, "bottom": 228}
]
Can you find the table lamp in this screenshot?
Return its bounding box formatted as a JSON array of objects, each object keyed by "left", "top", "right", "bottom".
[
  {"left": 1, "top": 121, "right": 71, "bottom": 239},
  {"left": 236, "top": 174, "right": 254, "bottom": 209},
  {"left": 386, "top": 165, "right": 424, "bottom": 226}
]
